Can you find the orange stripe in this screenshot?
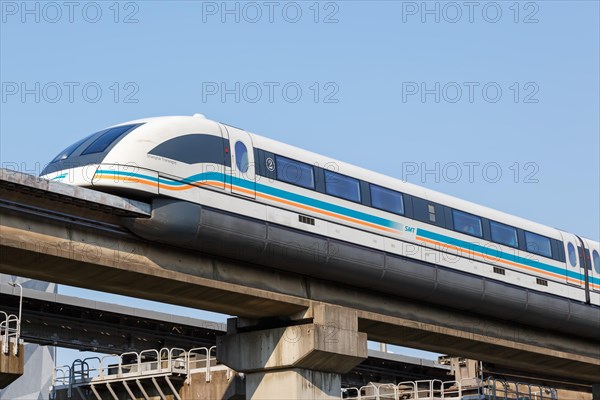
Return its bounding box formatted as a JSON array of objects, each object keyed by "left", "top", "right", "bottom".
[
  {"left": 95, "top": 175, "right": 224, "bottom": 191},
  {"left": 417, "top": 235, "right": 578, "bottom": 283},
  {"left": 256, "top": 190, "right": 398, "bottom": 234},
  {"left": 97, "top": 175, "right": 397, "bottom": 233},
  {"left": 232, "top": 184, "right": 398, "bottom": 233}
]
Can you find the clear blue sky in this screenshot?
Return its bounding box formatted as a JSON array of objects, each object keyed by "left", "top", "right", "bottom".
[{"left": 1, "top": 1, "right": 599, "bottom": 363}]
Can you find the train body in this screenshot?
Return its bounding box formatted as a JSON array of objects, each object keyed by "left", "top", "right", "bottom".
[{"left": 40, "top": 115, "right": 600, "bottom": 338}]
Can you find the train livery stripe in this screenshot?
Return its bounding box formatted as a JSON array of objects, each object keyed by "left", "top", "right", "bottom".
[
  {"left": 416, "top": 229, "right": 599, "bottom": 288},
  {"left": 232, "top": 176, "right": 402, "bottom": 232},
  {"left": 94, "top": 169, "right": 600, "bottom": 288},
  {"left": 94, "top": 170, "right": 403, "bottom": 232}
]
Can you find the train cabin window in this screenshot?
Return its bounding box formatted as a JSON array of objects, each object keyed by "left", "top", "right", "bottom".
[
  {"left": 81, "top": 124, "right": 141, "bottom": 155},
  {"left": 593, "top": 250, "right": 600, "bottom": 274},
  {"left": 490, "top": 221, "right": 518, "bottom": 248},
  {"left": 525, "top": 231, "right": 552, "bottom": 258},
  {"left": 568, "top": 243, "right": 577, "bottom": 267},
  {"left": 235, "top": 141, "right": 249, "bottom": 172},
  {"left": 275, "top": 155, "right": 315, "bottom": 189},
  {"left": 370, "top": 184, "right": 404, "bottom": 215},
  {"left": 324, "top": 170, "right": 361, "bottom": 203},
  {"left": 452, "top": 209, "right": 483, "bottom": 238},
  {"left": 149, "top": 134, "right": 230, "bottom": 166}
]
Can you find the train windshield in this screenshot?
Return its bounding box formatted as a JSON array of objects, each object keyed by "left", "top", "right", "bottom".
[
  {"left": 51, "top": 133, "right": 96, "bottom": 163},
  {"left": 41, "top": 123, "right": 144, "bottom": 176}
]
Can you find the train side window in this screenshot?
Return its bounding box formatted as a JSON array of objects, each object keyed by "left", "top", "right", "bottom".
[
  {"left": 234, "top": 141, "right": 249, "bottom": 172},
  {"left": 324, "top": 170, "right": 361, "bottom": 203},
  {"left": 81, "top": 124, "right": 142, "bottom": 155},
  {"left": 568, "top": 243, "right": 577, "bottom": 267},
  {"left": 370, "top": 184, "right": 404, "bottom": 215},
  {"left": 525, "top": 231, "right": 552, "bottom": 258},
  {"left": 490, "top": 221, "right": 518, "bottom": 248},
  {"left": 452, "top": 209, "right": 483, "bottom": 238},
  {"left": 275, "top": 155, "right": 315, "bottom": 189},
  {"left": 593, "top": 250, "right": 600, "bottom": 274}
]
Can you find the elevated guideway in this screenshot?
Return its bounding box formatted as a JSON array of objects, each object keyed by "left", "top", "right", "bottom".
[
  {"left": 0, "top": 286, "right": 454, "bottom": 384},
  {"left": 1, "top": 169, "right": 599, "bottom": 395},
  {"left": 0, "top": 273, "right": 595, "bottom": 397}
]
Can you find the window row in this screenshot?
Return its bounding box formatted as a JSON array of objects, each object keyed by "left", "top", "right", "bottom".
[
  {"left": 273, "top": 155, "right": 404, "bottom": 215},
  {"left": 434, "top": 209, "right": 553, "bottom": 258},
  {"left": 256, "top": 149, "right": 562, "bottom": 261}
]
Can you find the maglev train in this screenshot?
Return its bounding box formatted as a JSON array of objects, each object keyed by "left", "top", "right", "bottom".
[{"left": 40, "top": 114, "right": 600, "bottom": 339}]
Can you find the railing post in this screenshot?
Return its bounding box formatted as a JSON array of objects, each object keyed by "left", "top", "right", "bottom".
[
  {"left": 207, "top": 346, "right": 216, "bottom": 383},
  {"left": 8, "top": 282, "right": 22, "bottom": 355}
]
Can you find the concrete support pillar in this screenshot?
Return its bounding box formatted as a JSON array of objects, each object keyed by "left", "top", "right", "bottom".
[
  {"left": 0, "top": 341, "right": 24, "bottom": 389},
  {"left": 217, "top": 304, "right": 368, "bottom": 399},
  {"left": 448, "top": 357, "right": 479, "bottom": 388}
]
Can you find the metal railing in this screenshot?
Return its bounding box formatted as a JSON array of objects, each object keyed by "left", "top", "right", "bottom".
[
  {"left": 51, "top": 346, "right": 224, "bottom": 399},
  {"left": 343, "top": 379, "right": 464, "bottom": 399},
  {"left": 483, "top": 377, "right": 558, "bottom": 400},
  {"left": 64, "top": 348, "right": 190, "bottom": 383},
  {"left": 0, "top": 310, "right": 20, "bottom": 355},
  {"left": 187, "top": 346, "right": 217, "bottom": 383},
  {"left": 1, "top": 282, "right": 22, "bottom": 355},
  {"left": 342, "top": 377, "right": 558, "bottom": 400}
]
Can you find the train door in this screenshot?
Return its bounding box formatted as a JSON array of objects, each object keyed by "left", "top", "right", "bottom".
[
  {"left": 582, "top": 239, "right": 600, "bottom": 294},
  {"left": 221, "top": 124, "right": 256, "bottom": 199},
  {"left": 575, "top": 236, "right": 595, "bottom": 301},
  {"left": 560, "top": 232, "right": 585, "bottom": 288}
]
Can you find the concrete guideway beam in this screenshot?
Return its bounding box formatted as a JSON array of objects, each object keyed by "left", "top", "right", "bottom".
[
  {"left": 217, "top": 304, "right": 368, "bottom": 399},
  {"left": 0, "top": 207, "right": 310, "bottom": 318},
  {"left": 0, "top": 168, "right": 150, "bottom": 223}
]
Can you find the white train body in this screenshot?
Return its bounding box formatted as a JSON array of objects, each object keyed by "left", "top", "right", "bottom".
[{"left": 40, "top": 115, "right": 600, "bottom": 338}]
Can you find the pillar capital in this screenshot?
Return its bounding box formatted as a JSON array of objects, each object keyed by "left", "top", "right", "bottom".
[
  {"left": 217, "top": 305, "right": 368, "bottom": 399},
  {"left": 217, "top": 322, "right": 367, "bottom": 374}
]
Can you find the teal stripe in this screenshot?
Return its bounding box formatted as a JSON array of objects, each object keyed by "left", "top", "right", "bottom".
[
  {"left": 417, "top": 228, "right": 599, "bottom": 285},
  {"left": 97, "top": 170, "right": 401, "bottom": 230},
  {"left": 51, "top": 173, "right": 67, "bottom": 181},
  {"left": 96, "top": 170, "right": 223, "bottom": 187},
  {"left": 256, "top": 180, "right": 400, "bottom": 230},
  {"left": 96, "top": 169, "right": 160, "bottom": 183},
  {"left": 231, "top": 175, "right": 399, "bottom": 229}
]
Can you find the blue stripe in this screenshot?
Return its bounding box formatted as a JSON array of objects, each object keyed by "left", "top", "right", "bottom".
[
  {"left": 417, "top": 228, "right": 599, "bottom": 285},
  {"left": 255, "top": 180, "right": 400, "bottom": 230},
  {"left": 51, "top": 173, "right": 68, "bottom": 181}
]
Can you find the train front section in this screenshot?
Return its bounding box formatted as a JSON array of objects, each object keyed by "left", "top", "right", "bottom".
[{"left": 40, "top": 122, "right": 148, "bottom": 192}]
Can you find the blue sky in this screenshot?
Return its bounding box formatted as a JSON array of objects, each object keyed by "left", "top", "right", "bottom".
[{"left": 1, "top": 1, "right": 599, "bottom": 363}]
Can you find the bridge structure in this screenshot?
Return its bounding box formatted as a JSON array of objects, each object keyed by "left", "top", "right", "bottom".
[
  {"left": 2, "top": 284, "right": 593, "bottom": 400},
  {"left": 1, "top": 169, "right": 599, "bottom": 399},
  {"left": 2, "top": 284, "right": 467, "bottom": 398}
]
